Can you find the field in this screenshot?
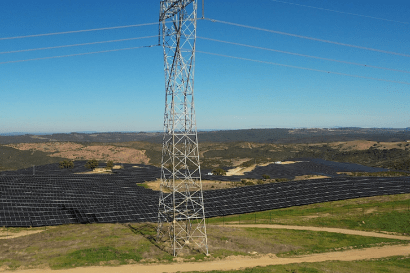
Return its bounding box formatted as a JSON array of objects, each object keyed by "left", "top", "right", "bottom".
[
  {"left": 0, "top": 194, "right": 409, "bottom": 272},
  {"left": 1, "top": 134, "right": 410, "bottom": 272}
]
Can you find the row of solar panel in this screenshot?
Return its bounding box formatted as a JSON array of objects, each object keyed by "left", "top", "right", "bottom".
[{"left": 0, "top": 176, "right": 408, "bottom": 227}]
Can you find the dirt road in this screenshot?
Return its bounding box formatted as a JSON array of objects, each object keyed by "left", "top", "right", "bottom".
[
  {"left": 11, "top": 245, "right": 410, "bottom": 273},
  {"left": 225, "top": 224, "right": 410, "bottom": 240}
]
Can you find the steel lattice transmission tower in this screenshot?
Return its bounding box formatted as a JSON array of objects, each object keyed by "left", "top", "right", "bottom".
[{"left": 157, "top": 0, "right": 208, "bottom": 256}]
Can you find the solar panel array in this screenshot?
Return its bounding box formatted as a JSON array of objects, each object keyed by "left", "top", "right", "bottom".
[
  {"left": 0, "top": 175, "right": 158, "bottom": 227},
  {"left": 204, "top": 177, "right": 410, "bottom": 217},
  {"left": 0, "top": 174, "right": 409, "bottom": 227},
  {"left": 0, "top": 161, "right": 161, "bottom": 182}
]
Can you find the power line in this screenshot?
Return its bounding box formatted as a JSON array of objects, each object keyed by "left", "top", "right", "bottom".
[
  {"left": 0, "top": 44, "right": 159, "bottom": 65},
  {"left": 271, "top": 0, "right": 410, "bottom": 25},
  {"left": 0, "top": 35, "right": 159, "bottom": 55},
  {"left": 196, "top": 51, "right": 410, "bottom": 85},
  {"left": 198, "top": 37, "right": 410, "bottom": 74},
  {"left": 205, "top": 18, "right": 410, "bottom": 58},
  {"left": 0, "top": 22, "right": 158, "bottom": 40}
]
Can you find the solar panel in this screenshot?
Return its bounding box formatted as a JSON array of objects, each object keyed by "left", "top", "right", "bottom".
[{"left": 0, "top": 162, "right": 409, "bottom": 227}]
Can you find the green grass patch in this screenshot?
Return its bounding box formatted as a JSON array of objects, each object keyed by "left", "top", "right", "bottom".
[
  {"left": 242, "top": 228, "right": 406, "bottom": 257},
  {"left": 0, "top": 259, "right": 21, "bottom": 270},
  {"left": 208, "top": 194, "right": 410, "bottom": 234},
  {"left": 0, "top": 223, "right": 174, "bottom": 270},
  {"left": 136, "top": 183, "right": 150, "bottom": 189},
  {"left": 50, "top": 246, "right": 143, "bottom": 269},
  {"left": 306, "top": 210, "right": 410, "bottom": 234}
]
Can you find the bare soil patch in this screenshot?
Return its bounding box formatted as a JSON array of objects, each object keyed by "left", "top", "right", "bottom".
[
  {"left": 225, "top": 165, "right": 256, "bottom": 176},
  {"left": 294, "top": 175, "right": 330, "bottom": 180},
  {"left": 7, "top": 142, "right": 149, "bottom": 164},
  {"left": 143, "top": 179, "right": 235, "bottom": 191},
  {"left": 0, "top": 229, "right": 47, "bottom": 240},
  {"left": 328, "top": 140, "right": 408, "bottom": 151}
]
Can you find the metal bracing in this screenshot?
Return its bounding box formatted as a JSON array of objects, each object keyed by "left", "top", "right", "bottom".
[{"left": 157, "top": 0, "right": 208, "bottom": 256}]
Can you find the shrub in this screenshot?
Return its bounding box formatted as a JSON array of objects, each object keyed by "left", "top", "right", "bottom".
[
  {"left": 275, "top": 178, "right": 289, "bottom": 182},
  {"left": 59, "top": 160, "right": 74, "bottom": 169},
  {"left": 85, "top": 159, "right": 99, "bottom": 170},
  {"left": 240, "top": 160, "right": 254, "bottom": 168},
  {"left": 240, "top": 179, "right": 255, "bottom": 186},
  {"left": 262, "top": 174, "right": 270, "bottom": 180},
  {"left": 106, "top": 161, "right": 114, "bottom": 170},
  {"left": 212, "top": 168, "right": 226, "bottom": 176}
]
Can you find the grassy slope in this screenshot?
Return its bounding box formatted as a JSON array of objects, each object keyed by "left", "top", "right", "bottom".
[
  {"left": 201, "top": 142, "right": 410, "bottom": 171},
  {"left": 208, "top": 194, "right": 410, "bottom": 235},
  {"left": 2, "top": 140, "right": 410, "bottom": 171},
  {"left": 0, "top": 145, "right": 66, "bottom": 171}
]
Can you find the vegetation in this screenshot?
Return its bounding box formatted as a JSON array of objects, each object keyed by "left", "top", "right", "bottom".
[
  {"left": 85, "top": 159, "right": 99, "bottom": 170},
  {"left": 240, "top": 159, "right": 255, "bottom": 167},
  {"left": 0, "top": 145, "right": 65, "bottom": 172},
  {"left": 240, "top": 179, "right": 255, "bottom": 186},
  {"left": 212, "top": 168, "right": 226, "bottom": 176},
  {"left": 262, "top": 174, "right": 270, "bottom": 179},
  {"left": 59, "top": 160, "right": 74, "bottom": 169},
  {"left": 345, "top": 171, "right": 410, "bottom": 177},
  {"left": 207, "top": 194, "right": 410, "bottom": 235},
  {"left": 2, "top": 137, "right": 410, "bottom": 173},
  {"left": 201, "top": 142, "right": 410, "bottom": 171},
  {"left": 106, "top": 160, "right": 114, "bottom": 170}
]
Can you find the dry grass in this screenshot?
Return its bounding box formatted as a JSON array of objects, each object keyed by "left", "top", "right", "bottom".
[{"left": 7, "top": 142, "right": 149, "bottom": 164}]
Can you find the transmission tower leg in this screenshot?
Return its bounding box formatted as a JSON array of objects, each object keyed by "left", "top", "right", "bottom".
[{"left": 157, "top": 0, "right": 208, "bottom": 256}]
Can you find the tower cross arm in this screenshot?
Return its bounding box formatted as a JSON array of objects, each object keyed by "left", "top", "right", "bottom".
[{"left": 160, "top": 0, "right": 195, "bottom": 21}]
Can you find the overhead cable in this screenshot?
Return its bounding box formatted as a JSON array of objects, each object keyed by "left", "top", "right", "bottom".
[
  {"left": 0, "top": 22, "right": 158, "bottom": 40},
  {"left": 0, "top": 44, "right": 159, "bottom": 65},
  {"left": 198, "top": 37, "right": 410, "bottom": 74},
  {"left": 196, "top": 51, "right": 410, "bottom": 85},
  {"left": 0, "top": 35, "right": 160, "bottom": 54},
  {"left": 205, "top": 18, "right": 410, "bottom": 58},
  {"left": 271, "top": 0, "right": 409, "bottom": 25}
]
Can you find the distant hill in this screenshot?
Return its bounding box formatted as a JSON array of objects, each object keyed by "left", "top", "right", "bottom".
[{"left": 1, "top": 128, "right": 409, "bottom": 144}]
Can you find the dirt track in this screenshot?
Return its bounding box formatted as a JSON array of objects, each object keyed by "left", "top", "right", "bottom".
[
  {"left": 0, "top": 230, "right": 46, "bottom": 240},
  {"left": 225, "top": 224, "right": 410, "bottom": 240},
  {"left": 12, "top": 245, "right": 410, "bottom": 273}
]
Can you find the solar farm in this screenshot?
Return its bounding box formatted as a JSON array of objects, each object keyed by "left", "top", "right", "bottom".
[{"left": 1, "top": 159, "right": 409, "bottom": 227}]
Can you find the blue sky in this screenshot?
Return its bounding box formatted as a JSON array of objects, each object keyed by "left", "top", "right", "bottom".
[{"left": 0, "top": 0, "right": 409, "bottom": 133}]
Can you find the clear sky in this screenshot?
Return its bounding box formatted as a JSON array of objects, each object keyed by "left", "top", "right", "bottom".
[{"left": 1, "top": 0, "right": 409, "bottom": 134}]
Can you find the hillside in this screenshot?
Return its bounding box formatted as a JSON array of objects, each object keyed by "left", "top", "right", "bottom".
[
  {"left": 1, "top": 139, "right": 410, "bottom": 173},
  {"left": 1, "top": 128, "right": 410, "bottom": 144}
]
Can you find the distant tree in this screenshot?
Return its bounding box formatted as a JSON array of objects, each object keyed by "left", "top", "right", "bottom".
[
  {"left": 262, "top": 174, "right": 270, "bottom": 180},
  {"left": 106, "top": 160, "right": 114, "bottom": 170},
  {"left": 59, "top": 160, "right": 74, "bottom": 169},
  {"left": 212, "top": 168, "right": 226, "bottom": 176},
  {"left": 240, "top": 179, "right": 255, "bottom": 186},
  {"left": 85, "top": 159, "right": 99, "bottom": 170}
]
